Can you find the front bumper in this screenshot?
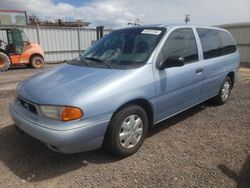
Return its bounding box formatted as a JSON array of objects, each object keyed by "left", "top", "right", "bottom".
[{"left": 10, "top": 102, "right": 110, "bottom": 154}]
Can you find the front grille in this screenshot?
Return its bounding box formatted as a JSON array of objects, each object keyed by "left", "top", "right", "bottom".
[{"left": 17, "top": 97, "right": 37, "bottom": 115}]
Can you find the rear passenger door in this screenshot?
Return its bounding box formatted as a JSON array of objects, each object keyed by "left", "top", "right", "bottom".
[
  {"left": 196, "top": 28, "right": 237, "bottom": 101},
  {"left": 154, "top": 28, "right": 204, "bottom": 122}
]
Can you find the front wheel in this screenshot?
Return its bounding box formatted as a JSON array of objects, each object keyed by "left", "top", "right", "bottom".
[
  {"left": 213, "top": 76, "right": 232, "bottom": 105},
  {"left": 104, "top": 105, "right": 148, "bottom": 157},
  {"left": 30, "top": 56, "right": 44, "bottom": 69}
]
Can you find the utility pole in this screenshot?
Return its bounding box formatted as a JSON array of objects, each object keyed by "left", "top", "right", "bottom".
[{"left": 185, "top": 14, "right": 190, "bottom": 24}]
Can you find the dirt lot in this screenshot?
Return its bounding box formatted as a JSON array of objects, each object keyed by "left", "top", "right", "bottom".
[{"left": 0, "top": 65, "right": 249, "bottom": 188}]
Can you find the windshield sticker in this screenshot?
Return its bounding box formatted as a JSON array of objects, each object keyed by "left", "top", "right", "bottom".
[{"left": 141, "top": 29, "right": 162, "bottom": 35}]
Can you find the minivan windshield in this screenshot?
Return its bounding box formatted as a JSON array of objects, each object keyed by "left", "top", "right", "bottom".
[{"left": 71, "top": 27, "right": 166, "bottom": 69}]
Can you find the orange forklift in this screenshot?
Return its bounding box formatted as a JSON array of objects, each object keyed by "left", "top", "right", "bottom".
[{"left": 0, "top": 28, "right": 44, "bottom": 71}]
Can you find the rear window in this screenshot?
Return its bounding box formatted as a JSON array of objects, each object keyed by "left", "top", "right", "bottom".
[{"left": 197, "top": 28, "right": 236, "bottom": 60}]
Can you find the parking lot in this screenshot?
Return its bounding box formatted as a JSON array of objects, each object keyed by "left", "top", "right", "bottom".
[{"left": 0, "top": 65, "right": 249, "bottom": 187}]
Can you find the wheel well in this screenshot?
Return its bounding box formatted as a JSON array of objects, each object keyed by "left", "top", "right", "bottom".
[
  {"left": 29, "top": 53, "right": 44, "bottom": 64},
  {"left": 227, "top": 72, "right": 235, "bottom": 89},
  {"left": 113, "top": 99, "right": 154, "bottom": 128}
]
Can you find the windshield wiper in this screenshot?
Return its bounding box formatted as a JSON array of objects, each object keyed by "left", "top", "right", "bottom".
[
  {"left": 78, "top": 57, "right": 89, "bottom": 66},
  {"left": 84, "top": 57, "right": 113, "bottom": 69}
]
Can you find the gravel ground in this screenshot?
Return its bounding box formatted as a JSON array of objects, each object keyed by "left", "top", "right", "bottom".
[{"left": 0, "top": 65, "right": 249, "bottom": 188}]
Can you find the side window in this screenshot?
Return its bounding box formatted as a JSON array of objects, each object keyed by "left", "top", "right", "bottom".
[
  {"left": 12, "top": 30, "right": 23, "bottom": 54},
  {"left": 218, "top": 30, "right": 237, "bottom": 55},
  {"left": 197, "top": 28, "right": 223, "bottom": 59},
  {"left": 197, "top": 28, "right": 237, "bottom": 59},
  {"left": 162, "top": 28, "right": 198, "bottom": 64}
]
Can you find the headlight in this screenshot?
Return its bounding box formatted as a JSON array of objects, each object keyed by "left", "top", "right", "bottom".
[{"left": 40, "top": 105, "right": 83, "bottom": 121}]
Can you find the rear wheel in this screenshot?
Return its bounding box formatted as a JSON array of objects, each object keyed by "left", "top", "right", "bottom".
[
  {"left": 213, "top": 76, "right": 232, "bottom": 105},
  {"left": 31, "top": 56, "right": 44, "bottom": 69},
  {"left": 104, "top": 105, "right": 148, "bottom": 157},
  {"left": 0, "top": 52, "right": 11, "bottom": 72}
]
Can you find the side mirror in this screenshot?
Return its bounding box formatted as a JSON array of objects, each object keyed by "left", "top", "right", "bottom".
[{"left": 158, "top": 56, "right": 185, "bottom": 69}]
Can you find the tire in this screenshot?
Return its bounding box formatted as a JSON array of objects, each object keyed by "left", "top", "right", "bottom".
[
  {"left": 30, "top": 56, "right": 44, "bottom": 69},
  {"left": 0, "top": 52, "right": 11, "bottom": 72},
  {"left": 104, "top": 105, "right": 148, "bottom": 157},
  {"left": 213, "top": 76, "right": 232, "bottom": 105}
]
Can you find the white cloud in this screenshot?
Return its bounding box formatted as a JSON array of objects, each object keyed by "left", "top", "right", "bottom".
[{"left": 0, "top": 0, "right": 249, "bottom": 28}]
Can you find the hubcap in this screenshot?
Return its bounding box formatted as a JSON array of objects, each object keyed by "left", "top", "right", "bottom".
[
  {"left": 36, "top": 60, "right": 41, "bottom": 65},
  {"left": 119, "top": 115, "right": 143, "bottom": 149},
  {"left": 221, "top": 81, "right": 230, "bottom": 101}
]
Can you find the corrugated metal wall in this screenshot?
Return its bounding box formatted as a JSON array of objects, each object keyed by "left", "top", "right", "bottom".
[
  {"left": 220, "top": 24, "right": 250, "bottom": 64},
  {"left": 0, "top": 25, "right": 110, "bottom": 62}
]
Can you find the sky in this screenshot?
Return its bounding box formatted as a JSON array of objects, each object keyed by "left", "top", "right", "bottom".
[{"left": 0, "top": 0, "right": 250, "bottom": 28}]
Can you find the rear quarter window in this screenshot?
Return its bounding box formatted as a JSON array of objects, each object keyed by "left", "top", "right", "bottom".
[
  {"left": 218, "top": 30, "right": 237, "bottom": 55},
  {"left": 197, "top": 28, "right": 237, "bottom": 60}
]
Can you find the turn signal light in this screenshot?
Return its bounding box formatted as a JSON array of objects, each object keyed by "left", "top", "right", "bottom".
[{"left": 61, "top": 106, "right": 83, "bottom": 121}]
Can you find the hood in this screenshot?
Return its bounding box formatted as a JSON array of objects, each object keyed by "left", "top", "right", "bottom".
[
  {"left": 23, "top": 42, "right": 44, "bottom": 57},
  {"left": 17, "top": 63, "right": 124, "bottom": 105}
]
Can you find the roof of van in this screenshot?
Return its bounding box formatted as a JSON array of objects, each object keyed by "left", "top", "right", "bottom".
[{"left": 127, "top": 24, "right": 225, "bottom": 30}]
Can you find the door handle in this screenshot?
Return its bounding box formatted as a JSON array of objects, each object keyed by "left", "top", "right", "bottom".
[{"left": 196, "top": 68, "right": 204, "bottom": 73}]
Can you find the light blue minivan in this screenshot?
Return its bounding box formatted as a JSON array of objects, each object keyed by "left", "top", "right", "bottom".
[{"left": 10, "top": 24, "right": 240, "bottom": 157}]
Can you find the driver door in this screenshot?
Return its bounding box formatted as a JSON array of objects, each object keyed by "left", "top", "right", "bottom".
[
  {"left": 153, "top": 28, "right": 204, "bottom": 122},
  {"left": 6, "top": 29, "right": 24, "bottom": 64}
]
